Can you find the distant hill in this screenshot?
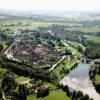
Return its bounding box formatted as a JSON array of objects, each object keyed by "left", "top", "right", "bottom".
[{"left": 0, "top": 9, "right": 100, "bottom": 21}]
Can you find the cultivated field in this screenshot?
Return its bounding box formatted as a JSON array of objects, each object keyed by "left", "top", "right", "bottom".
[{"left": 84, "top": 35, "right": 100, "bottom": 44}]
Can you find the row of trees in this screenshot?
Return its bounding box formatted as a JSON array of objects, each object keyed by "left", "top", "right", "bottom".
[
  {"left": 89, "top": 64, "right": 100, "bottom": 93},
  {"left": 59, "top": 85, "right": 93, "bottom": 100},
  {"left": 0, "top": 55, "right": 58, "bottom": 83},
  {"left": 84, "top": 44, "right": 100, "bottom": 59},
  {"left": 89, "top": 64, "right": 100, "bottom": 80}
]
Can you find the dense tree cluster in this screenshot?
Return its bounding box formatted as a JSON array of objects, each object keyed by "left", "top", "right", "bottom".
[
  {"left": 18, "top": 84, "right": 28, "bottom": 100},
  {"left": 84, "top": 47, "right": 100, "bottom": 59},
  {"left": 89, "top": 64, "right": 100, "bottom": 93},
  {"left": 59, "top": 85, "right": 93, "bottom": 100},
  {"left": 0, "top": 56, "right": 57, "bottom": 83},
  {"left": 37, "top": 86, "right": 49, "bottom": 98},
  {"left": 2, "top": 71, "right": 17, "bottom": 92}
]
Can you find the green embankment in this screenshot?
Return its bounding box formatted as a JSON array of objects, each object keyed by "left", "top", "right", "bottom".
[
  {"left": 53, "top": 57, "right": 68, "bottom": 81},
  {"left": 54, "top": 56, "right": 77, "bottom": 81}
]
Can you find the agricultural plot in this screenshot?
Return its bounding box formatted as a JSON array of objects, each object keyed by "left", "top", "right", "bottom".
[
  {"left": 84, "top": 35, "right": 100, "bottom": 44},
  {"left": 0, "top": 20, "right": 53, "bottom": 31},
  {"left": 65, "top": 26, "right": 100, "bottom": 32}
]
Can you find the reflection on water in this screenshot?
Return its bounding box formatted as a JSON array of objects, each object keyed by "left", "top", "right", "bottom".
[{"left": 60, "top": 63, "right": 100, "bottom": 100}]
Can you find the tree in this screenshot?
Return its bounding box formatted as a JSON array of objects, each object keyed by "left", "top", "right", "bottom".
[
  {"left": 2, "top": 71, "right": 17, "bottom": 92},
  {"left": 0, "top": 89, "right": 2, "bottom": 99},
  {"left": 77, "top": 91, "right": 83, "bottom": 98},
  {"left": 61, "top": 85, "right": 71, "bottom": 97},
  {"left": 0, "top": 43, "right": 3, "bottom": 52},
  {"left": 37, "top": 87, "right": 49, "bottom": 98},
  {"left": 48, "top": 41, "right": 55, "bottom": 47},
  {"left": 83, "top": 94, "right": 89, "bottom": 100},
  {"left": 72, "top": 90, "right": 77, "bottom": 100},
  {"left": 65, "top": 69, "right": 70, "bottom": 74},
  {"left": 77, "top": 45, "right": 83, "bottom": 53},
  {"left": 18, "top": 84, "right": 28, "bottom": 100},
  {"left": 62, "top": 85, "right": 69, "bottom": 92}
]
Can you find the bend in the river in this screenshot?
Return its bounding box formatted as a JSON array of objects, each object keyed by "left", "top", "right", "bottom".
[{"left": 60, "top": 62, "right": 100, "bottom": 100}]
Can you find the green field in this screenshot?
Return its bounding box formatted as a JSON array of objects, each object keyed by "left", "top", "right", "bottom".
[
  {"left": 0, "top": 20, "right": 79, "bottom": 32},
  {"left": 95, "top": 75, "right": 100, "bottom": 84},
  {"left": 27, "top": 89, "right": 70, "bottom": 100},
  {"left": 0, "top": 67, "right": 7, "bottom": 75},
  {"left": 68, "top": 41, "right": 86, "bottom": 51},
  {"left": 0, "top": 20, "right": 53, "bottom": 31},
  {"left": 15, "top": 76, "right": 30, "bottom": 83},
  {"left": 59, "top": 41, "right": 81, "bottom": 56},
  {"left": 65, "top": 27, "right": 100, "bottom": 32},
  {"left": 67, "top": 46, "right": 80, "bottom": 56},
  {"left": 84, "top": 35, "right": 100, "bottom": 44}
]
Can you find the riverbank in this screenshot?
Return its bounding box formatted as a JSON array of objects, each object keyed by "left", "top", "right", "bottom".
[
  {"left": 61, "top": 62, "right": 100, "bottom": 100},
  {"left": 89, "top": 63, "right": 100, "bottom": 94},
  {"left": 53, "top": 56, "right": 78, "bottom": 81}
]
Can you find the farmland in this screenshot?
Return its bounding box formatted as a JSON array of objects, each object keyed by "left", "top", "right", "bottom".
[
  {"left": 84, "top": 35, "right": 100, "bottom": 44},
  {"left": 65, "top": 26, "right": 100, "bottom": 32}
]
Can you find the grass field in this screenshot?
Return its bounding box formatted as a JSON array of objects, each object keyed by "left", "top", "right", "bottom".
[
  {"left": 0, "top": 67, "right": 7, "bottom": 75},
  {"left": 0, "top": 20, "right": 78, "bottom": 32},
  {"left": 67, "top": 46, "right": 80, "bottom": 56},
  {"left": 65, "top": 27, "right": 100, "bottom": 32},
  {"left": 59, "top": 41, "right": 81, "bottom": 57},
  {"left": 0, "top": 20, "right": 53, "bottom": 31},
  {"left": 15, "top": 76, "right": 30, "bottom": 83},
  {"left": 95, "top": 74, "right": 100, "bottom": 84},
  {"left": 84, "top": 35, "right": 100, "bottom": 44},
  {"left": 69, "top": 41, "right": 86, "bottom": 51},
  {"left": 27, "top": 89, "right": 70, "bottom": 100}
]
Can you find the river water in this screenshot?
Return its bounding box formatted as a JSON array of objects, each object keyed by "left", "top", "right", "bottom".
[{"left": 60, "top": 62, "right": 100, "bottom": 100}]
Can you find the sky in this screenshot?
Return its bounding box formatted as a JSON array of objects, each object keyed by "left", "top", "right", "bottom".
[{"left": 0, "top": 0, "right": 100, "bottom": 11}]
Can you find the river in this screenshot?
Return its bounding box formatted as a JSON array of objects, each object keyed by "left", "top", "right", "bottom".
[{"left": 60, "top": 62, "right": 100, "bottom": 100}]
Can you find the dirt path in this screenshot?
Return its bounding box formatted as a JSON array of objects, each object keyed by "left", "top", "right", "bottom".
[
  {"left": 2, "top": 91, "right": 6, "bottom": 100},
  {"left": 49, "top": 56, "right": 66, "bottom": 71},
  {"left": 66, "top": 56, "right": 70, "bottom": 68}
]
